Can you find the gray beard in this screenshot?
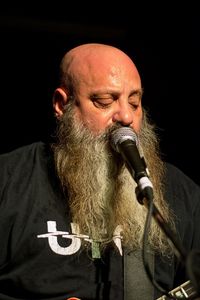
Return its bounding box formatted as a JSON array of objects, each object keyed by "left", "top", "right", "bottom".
[{"left": 52, "top": 102, "right": 174, "bottom": 255}]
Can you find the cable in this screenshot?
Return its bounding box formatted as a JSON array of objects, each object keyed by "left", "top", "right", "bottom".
[{"left": 142, "top": 197, "right": 187, "bottom": 300}]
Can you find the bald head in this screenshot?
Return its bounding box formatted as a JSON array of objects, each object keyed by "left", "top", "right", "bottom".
[
  {"left": 54, "top": 43, "right": 143, "bottom": 134},
  {"left": 59, "top": 43, "right": 141, "bottom": 89}
]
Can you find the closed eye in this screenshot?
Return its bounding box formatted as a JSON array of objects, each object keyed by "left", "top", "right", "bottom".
[
  {"left": 91, "top": 95, "right": 115, "bottom": 108},
  {"left": 129, "top": 103, "right": 139, "bottom": 111},
  {"left": 129, "top": 91, "right": 142, "bottom": 110}
]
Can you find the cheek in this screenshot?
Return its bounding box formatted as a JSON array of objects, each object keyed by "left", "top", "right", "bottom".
[
  {"left": 85, "top": 113, "right": 110, "bottom": 133},
  {"left": 74, "top": 106, "right": 109, "bottom": 133},
  {"left": 131, "top": 111, "right": 143, "bottom": 134}
]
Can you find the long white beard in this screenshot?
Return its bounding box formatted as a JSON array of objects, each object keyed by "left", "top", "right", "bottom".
[{"left": 52, "top": 102, "right": 174, "bottom": 255}]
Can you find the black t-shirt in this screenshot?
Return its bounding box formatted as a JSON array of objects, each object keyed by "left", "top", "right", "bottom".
[{"left": 0, "top": 142, "right": 200, "bottom": 300}]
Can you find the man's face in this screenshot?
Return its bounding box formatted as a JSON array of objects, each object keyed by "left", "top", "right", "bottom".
[{"left": 67, "top": 53, "right": 143, "bottom": 135}]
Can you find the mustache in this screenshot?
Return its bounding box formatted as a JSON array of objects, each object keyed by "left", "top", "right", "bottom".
[{"left": 99, "top": 123, "right": 136, "bottom": 146}]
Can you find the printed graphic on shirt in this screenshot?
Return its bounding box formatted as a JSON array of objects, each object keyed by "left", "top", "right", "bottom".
[{"left": 37, "top": 221, "right": 123, "bottom": 255}]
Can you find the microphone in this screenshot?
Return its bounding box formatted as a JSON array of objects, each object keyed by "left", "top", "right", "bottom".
[{"left": 110, "top": 126, "right": 154, "bottom": 201}]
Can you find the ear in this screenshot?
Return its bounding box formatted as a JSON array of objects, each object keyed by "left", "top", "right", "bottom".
[{"left": 53, "top": 88, "right": 68, "bottom": 118}]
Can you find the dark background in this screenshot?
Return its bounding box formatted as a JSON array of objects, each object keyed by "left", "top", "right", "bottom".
[{"left": 0, "top": 7, "right": 199, "bottom": 185}]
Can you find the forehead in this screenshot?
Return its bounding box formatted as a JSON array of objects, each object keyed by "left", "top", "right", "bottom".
[{"left": 70, "top": 50, "right": 141, "bottom": 89}]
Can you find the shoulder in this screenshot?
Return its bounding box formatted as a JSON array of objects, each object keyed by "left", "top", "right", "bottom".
[
  {"left": 164, "top": 162, "right": 200, "bottom": 191},
  {"left": 0, "top": 142, "right": 50, "bottom": 188},
  {"left": 0, "top": 142, "right": 47, "bottom": 167}
]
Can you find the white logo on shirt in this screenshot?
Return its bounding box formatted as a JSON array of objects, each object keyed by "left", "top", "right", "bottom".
[{"left": 37, "top": 221, "right": 122, "bottom": 256}]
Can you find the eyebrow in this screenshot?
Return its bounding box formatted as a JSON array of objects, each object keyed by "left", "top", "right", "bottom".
[
  {"left": 129, "top": 88, "right": 143, "bottom": 98},
  {"left": 90, "top": 88, "right": 143, "bottom": 98}
]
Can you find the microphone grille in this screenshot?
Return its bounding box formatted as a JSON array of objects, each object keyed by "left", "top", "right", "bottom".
[{"left": 110, "top": 127, "right": 138, "bottom": 152}]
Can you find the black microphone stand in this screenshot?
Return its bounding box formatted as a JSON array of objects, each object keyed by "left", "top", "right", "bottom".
[{"left": 136, "top": 186, "right": 200, "bottom": 299}]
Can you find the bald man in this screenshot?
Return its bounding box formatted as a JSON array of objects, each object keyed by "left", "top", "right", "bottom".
[{"left": 0, "top": 43, "right": 200, "bottom": 300}]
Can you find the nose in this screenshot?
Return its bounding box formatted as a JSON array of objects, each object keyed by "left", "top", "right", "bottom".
[{"left": 112, "top": 102, "right": 133, "bottom": 126}]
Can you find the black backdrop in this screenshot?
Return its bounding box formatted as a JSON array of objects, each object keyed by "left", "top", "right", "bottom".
[{"left": 0, "top": 10, "right": 199, "bottom": 185}]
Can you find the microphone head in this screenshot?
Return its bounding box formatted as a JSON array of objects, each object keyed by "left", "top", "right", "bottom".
[{"left": 110, "top": 126, "right": 138, "bottom": 153}]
